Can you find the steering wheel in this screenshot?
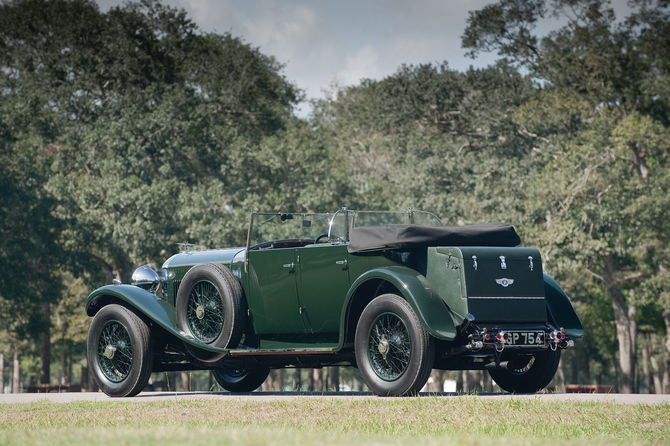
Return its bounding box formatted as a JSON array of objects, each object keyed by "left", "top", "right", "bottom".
[{"left": 314, "top": 233, "right": 329, "bottom": 244}]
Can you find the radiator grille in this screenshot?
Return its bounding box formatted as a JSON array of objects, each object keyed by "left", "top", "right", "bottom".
[{"left": 173, "top": 280, "right": 182, "bottom": 300}]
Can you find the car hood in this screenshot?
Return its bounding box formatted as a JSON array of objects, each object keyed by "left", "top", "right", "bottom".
[{"left": 162, "top": 247, "right": 246, "bottom": 269}]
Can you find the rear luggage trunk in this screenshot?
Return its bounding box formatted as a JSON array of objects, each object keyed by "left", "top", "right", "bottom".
[{"left": 426, "top": 246, "right": 547, "bottom": 323}]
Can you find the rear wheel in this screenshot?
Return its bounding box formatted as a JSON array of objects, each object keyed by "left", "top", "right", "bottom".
[
  {"left": 212, "top": 368, "right": 270, "bottom": 392},
  {"left": 354, "top": 294, "right": 434, "bottom": 396},
  {"left": 488, "top": 349, "right": 561, "bottom": 393},
  {"left": 87, "top": 304, "right": 153, "bottom": 397}
]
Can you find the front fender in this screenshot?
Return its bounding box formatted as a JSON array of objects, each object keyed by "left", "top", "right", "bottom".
[
  {"left": 86, "top": 285, "right": 228, "bottom": 353},
  {"left": 340, "top": 266, "right": 458, "bottom": 344},
  {"left": 543, "top": 273, "right": 584, "bottom": 339}
]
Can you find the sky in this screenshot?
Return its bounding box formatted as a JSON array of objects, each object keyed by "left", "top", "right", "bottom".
[{"left": 96, "top": 0, "right": 632, "bottom": 116}]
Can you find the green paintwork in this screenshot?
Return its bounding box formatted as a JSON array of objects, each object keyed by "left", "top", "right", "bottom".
[
  {"left": 246, "top": 248, "right": 306, "bottom": 335},
  {"left": 339, "top": 266, "right": 458, "bottom": 343},
  {"left": 296, "top": 243, "right": 350, "bottom": 334},
  {"left": 86, "top": 284, "right": 228, "bottom": 354},
  {"left": 543, "top": 273, "right": 585, "bottom": 339},
  {"left": 430, "top": 247, "right": 547, "bottom": 323}
]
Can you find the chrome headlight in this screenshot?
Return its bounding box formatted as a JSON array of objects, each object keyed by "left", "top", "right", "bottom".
[{"left": 131, "top": 265, "right": 160, "bottom": 293}]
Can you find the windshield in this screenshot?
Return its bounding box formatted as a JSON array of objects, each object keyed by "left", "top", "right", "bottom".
[
  {"left": 248, "top": 213, "right": 333, "bottom": 248},
  {"left": 329, "top": 209, "right": 442, "bottom": 241}
]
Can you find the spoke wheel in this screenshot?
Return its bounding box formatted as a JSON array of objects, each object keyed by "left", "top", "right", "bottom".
[
  {"left": 176, "top": 263, "right": 245, "bottom": 354},
  {"left": 355, "top": 294, "right": 434, "bottom": 396},
  {"left": 186, "top": 280, "right": 225, "bottom": 343},
  {"left": 87, "top": 304, "right": 153, "bottom": 397},
  {"left": 367, "top": 313, "right": 412, "bottom": 381},
  {"left": 212, "top": 368, "right": 270, "bottom": 392},
  {"left": 488, "top": 349, "right": 561, "bottom": 393},
  {"left": 97, "top": 320, "right": 134, "bottom": 383}
]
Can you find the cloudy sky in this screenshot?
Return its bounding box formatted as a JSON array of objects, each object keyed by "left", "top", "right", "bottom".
[{"left": 97, "top": 0, "right": 631, "bottom": 115}]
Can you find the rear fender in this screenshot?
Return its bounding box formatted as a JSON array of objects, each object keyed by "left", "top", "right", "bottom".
[
  {"left": 339, "top": 266, "right": 458, "bottom": 349},
  {"left": 86, "top": 285, "right": 228, "bottom": 353},
  {"left": 543, "top": 273, "right": 584, "bottom": 339}
]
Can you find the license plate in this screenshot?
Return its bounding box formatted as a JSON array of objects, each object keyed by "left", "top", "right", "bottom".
[{"left": 506, "top": 331, "right": 545, "bottom": 346}]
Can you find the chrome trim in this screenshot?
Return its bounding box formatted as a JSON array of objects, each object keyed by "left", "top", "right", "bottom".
[
  {"left": 112, "top": 278, "right": 121, "bottom": 285},
  {"left": 229, "top": 348, "right": 336, "bottom": 356},
  {"left": 495, "top": 278, "right": 514, "bottom": 287},
  {"left": 528, "top": 256, "right": 534, "bottom": 271},
  {"left": 499, "top": 255, "right": 507, "bottom": 269},
  {"left": 176, "top": 242, "right": 194, "bottom": 253},
  {"left": 468, "top": 296, "right": 544, "bottom": 300},
  {"left": 472, "top": 255, "right": 478, "bottom": 271}
]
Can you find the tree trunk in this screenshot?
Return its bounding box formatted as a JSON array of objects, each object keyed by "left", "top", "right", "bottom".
[
  {"left": 312, "top": 368, "right": 323, "bottom": 392},
  {"left": 181, "top": 371, "right": 190, "bottom": 392},
  {"left": 261, "top": 370, "right": 274, "bottom": 391},
  {"left": 61, "top": 352, "right": 71, "bottom": 385},
  {"left": 555, "top": 359, "right": 566, "bottom": 392},
  {"left": 275, "top": 369, "right": 284, "bottom": 391},
  {"left": 603, "top": 254, "right": 635, "bottom": 393},
  {"left": 306, "top": 368, "right": 314, "bottom": 391},
  {"left": 663, "top": 310, "right": 670, "bottom": 393},
  {"left": 465, "top": 370, "right": 481, "bottom": 392},
  {"left": 0, "top": 353, "right": 4, "bottom": 394},
  {"left": 430, "top": 370, "right": 445, "bottom": 392},
  {"left": 629, "top": 305, "right": 638, "bottom": 393},
  {"left": 293, "top": 369, "right": 302, "bottom": 391},
  {"left": 12, "top": 352, "right": 20, "bottom": 393},
  {"left": 642, "top": 342, "right": 653, "bottom": 394},
  {"left": 40, "top": 302, "right": 51, "bottom": 385},
  {"left": 80, "top": 358, "right": 89, "bottom": 391},
  {"left": 327, "top": 367, "right": 339, "bottom": 391},
  {"left": 457, "top": 370, "right": 464, "bottom": 392},
  {"left": 482, "top": 371, "right": 493, "bottom": 393}
]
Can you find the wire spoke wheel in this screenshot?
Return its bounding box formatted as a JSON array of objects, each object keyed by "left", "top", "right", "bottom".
[
  {"left": 96, "top": 320, "right": 134, "bottom": 383},
  {"left": 186, "top": 280, "right": 225, "bottom": 343},
  {"left": 367, "top": 312, "right": 412, "bottom": 381}
]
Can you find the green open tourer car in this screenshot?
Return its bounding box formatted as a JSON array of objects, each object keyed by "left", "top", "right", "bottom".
[{"left": 85, "top": 208, "right": 583, "bottom": 397}]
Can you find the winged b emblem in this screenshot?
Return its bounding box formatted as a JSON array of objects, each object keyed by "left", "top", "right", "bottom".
[{"left": 495, "top": 278, "right": 514, "bottom": 287}]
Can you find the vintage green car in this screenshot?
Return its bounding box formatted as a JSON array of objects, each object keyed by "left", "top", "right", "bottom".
[{"left": 85, "top": 208, "right": 583, "bottom": 397}]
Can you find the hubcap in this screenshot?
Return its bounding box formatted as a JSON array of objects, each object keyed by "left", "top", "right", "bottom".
[
  {"left": 187, "top": 280, "right": 225, "bottom": 343},
  {"left": 367, "top": 312, "right": 412, "bottom": 381},
  {"left": 103, "top": 345, "right": 116, "bottom": 359},
  {"left": 97, "top": 320, "right": 133, "bottom": 383}
]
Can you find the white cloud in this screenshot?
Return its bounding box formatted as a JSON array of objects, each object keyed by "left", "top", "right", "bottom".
[{"left": 336, "top": 45, "right": 383, "bottom": 86}]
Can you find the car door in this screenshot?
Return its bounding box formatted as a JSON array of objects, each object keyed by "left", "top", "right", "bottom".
[
  {"left": 296, "top": 243, "right": 350, "bottom": 335},
  {"left": 246, "top": 248, "right": 306, "bottom": 335}
]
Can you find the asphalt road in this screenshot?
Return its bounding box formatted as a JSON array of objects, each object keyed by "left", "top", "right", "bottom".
[{"left": 1, "top": 391, "right": 669, "bottom": 405}]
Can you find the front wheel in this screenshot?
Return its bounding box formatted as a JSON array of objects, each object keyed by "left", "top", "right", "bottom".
[
  {"left": 354, "top": 294, "right": 434, "bottom": 396},
  {"left": 87, "top": 304, "right": 153, "bottom": 397},
  {"left": 212, "top": 368, "right": 270, "bottom": 392},
  {"left": 488, "top": 349, "right": 561, "bottom": 393}
]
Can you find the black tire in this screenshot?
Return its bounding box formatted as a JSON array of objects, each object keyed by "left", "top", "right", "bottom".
[
  {"left": 212, "top": 368, "right": 271, "bottom": 392},
  {"left": 87, "top": 304, "right": 153, "bottom": 398},
  {"left": 488, "top": 349, "right": 561, "bottom": 393},
  {"left": 354, "top": 294, "right": 434, "bottom": 396},
  {"left": 176, "top": 262, "right": 245, "bottom": 351}
]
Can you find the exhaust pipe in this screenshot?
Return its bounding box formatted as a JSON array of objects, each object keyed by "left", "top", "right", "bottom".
[{"left": 484, "top": 361, "right": 512, "bottom": 371}]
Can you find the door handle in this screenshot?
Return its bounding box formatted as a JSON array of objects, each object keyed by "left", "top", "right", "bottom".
[
  {"left": 283, "top": 263, "right": 294, "bottom": 269},
  {"left": 335, "top": 260, "right": 348, "bottom": 266}
]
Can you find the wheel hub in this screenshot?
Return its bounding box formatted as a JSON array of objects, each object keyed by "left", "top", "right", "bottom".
[
  {"left": 378, "top": 335, "right": 390, "bottom": 360},
  {"left": 195, "top": 305, "right": 205, "bottom": 320},
  {"left": 103, "top": 345, "right": 116, "bottom": 360}
]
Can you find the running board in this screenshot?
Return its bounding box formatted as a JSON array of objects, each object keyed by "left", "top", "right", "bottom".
[{"left": 229, "top": 348, "right": 336, "bottom": 356}]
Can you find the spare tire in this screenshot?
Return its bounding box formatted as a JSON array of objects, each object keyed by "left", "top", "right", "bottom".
[{"left": 176, "top": 262, "right": 245, "bottom": 350}]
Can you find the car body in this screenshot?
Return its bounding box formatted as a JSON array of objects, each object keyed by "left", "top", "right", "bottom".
[{"left": 85, "top": 208, "right": 583, "bottom": 397}]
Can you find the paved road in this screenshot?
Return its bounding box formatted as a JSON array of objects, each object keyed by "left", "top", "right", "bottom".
[{"left": 2, "top": 391, "right": 669, "bottom": 404}]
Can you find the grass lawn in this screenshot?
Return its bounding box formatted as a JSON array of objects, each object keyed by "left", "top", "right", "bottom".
[{"left": 1, "top": 396, "right": 669, "bottom": 445}]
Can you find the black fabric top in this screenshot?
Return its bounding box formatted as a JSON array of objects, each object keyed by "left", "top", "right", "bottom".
[{"left": 347, "top": 223, "right": 521, "bottom": 253}]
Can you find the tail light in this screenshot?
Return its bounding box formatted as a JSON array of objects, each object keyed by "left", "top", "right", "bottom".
[{"left": 496, "top": 331, "right": 509, "bottom": 341}]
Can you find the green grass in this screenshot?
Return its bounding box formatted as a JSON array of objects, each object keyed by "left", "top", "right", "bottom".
[{"left": 1, "top": 397, "right": 669, "bottom": 445}]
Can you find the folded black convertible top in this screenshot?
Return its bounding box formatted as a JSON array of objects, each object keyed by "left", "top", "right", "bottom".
[{"left": 347, "top": 223, "right": 521, "bottom": 253}]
